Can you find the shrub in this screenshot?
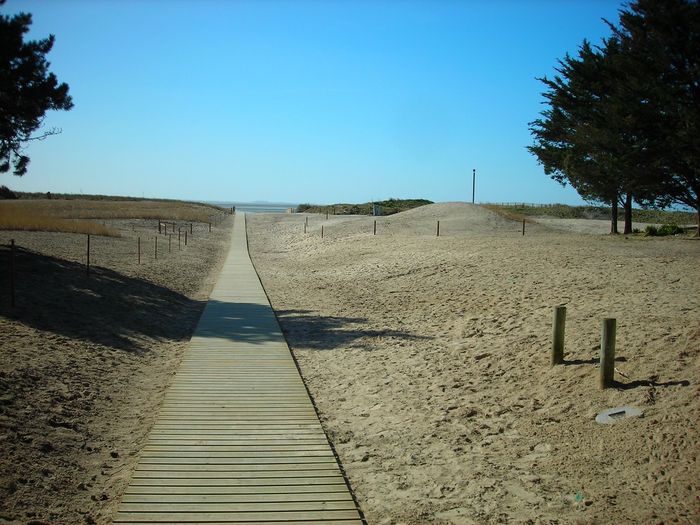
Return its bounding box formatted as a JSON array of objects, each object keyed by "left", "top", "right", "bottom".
[
  {"left": 658, "top": 223, "right": 684, "bottom": 236},
  {"left": 645, "top": 225, "right": 659, "bottom": 236},
  {"left": 0, "top": 186, "right": 18, "bottom": 199}
]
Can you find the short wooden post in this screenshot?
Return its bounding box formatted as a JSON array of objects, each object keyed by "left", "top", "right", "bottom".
[
  {"left": 437, "top": 220, "right": 440, "bottom": 237},
  {"left": 185, "top": 230, "right": 188, "bottom": 246},
  {"left": 208, "top": 222, "right": 211, "bottom": 232},
  {"left": 178, "top": 231, "right": 181, "bottom": 250},
  {"left": 158, "top": 220, "right": 162, "bottom": 234},
  {"left": 600, "top": 318, "right": 616, "bottom": 388},
  {"left": 155, "top": 236, "right": 158, "bottom": 260},
  {"left": 321, "top": 225, "right": 324, "bottom": 238},
  {"left": 10, "top": 239, "right": 16, "bottom": 307},
  {"left": 373, "top": 220, "right": 377, "bottom": 235},
  {"left": 86, "top": 234, "right": 91, "bottom": 277},
  {"left": 304, "top": 217, "right": 308, "bottom": 234},
  {"left": 522, "top": 219, "right": 526, "bottom": 236},
  {"left": 169, "top": 234, "right": 172, "bottom": 253},
  {"left": 190, "top": 223, "right": 193, "bottom": 234},
  {"left": 138, "top": 237, "right": 141, "bottom": 264},
  {"left": 551, "top": 306, "right": 566, "bottom": 365}
]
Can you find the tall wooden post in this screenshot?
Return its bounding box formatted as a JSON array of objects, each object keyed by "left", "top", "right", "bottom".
[
  {"left": 10, "top": 239, "right": 15, "bottom": 307},
  {"left": 551, "top": 306, "right": 566, "bottom": 365},
  {"left": 600, "top": 318, "right": 617, "bottom": 388},
  {"left": 86, "top": 234, "right": 91, "bottom": 277}
]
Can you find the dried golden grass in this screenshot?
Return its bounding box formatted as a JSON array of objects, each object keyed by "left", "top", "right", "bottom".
[
  {"left": 0, "top": 206, "right": 118, "bottom": 236},
  {"left": 0, "top": 199, "right": 224, "bottom": 235},
  {"left": 481, "top": 204, "right": 535, "bottom": 223}
]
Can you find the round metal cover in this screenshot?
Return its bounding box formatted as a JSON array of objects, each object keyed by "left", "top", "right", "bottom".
[{"left": 595, "top": 406, "right": 643, "bottom": 424}]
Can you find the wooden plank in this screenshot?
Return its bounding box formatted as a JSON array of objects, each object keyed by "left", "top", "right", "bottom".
[
  {"left": 129, "top": 476, "right": 347, "bottom": 485},
  {"left": 114, "top": 520, "right": 362, "bottom": 525},
  {"left": 114, "top": 510, "right": 361, "bottom": 522},
  {"left": 124, "top": 484, "right": 350, "bottom": 495},
  {"left": 122, "top": 493, "right": 352, "bottom": 503},
  {"left": 135, "top": 462, "right": 341, "bottom": 471},
  {"left": 119, "top": 501, "right": 357, "bottom": 512}
]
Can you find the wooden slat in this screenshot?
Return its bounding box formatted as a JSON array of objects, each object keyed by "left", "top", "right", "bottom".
[{"left": 116, "top": 213, "right": 361, "bottom": 524}]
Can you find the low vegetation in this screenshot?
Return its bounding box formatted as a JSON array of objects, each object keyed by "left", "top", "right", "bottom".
[
  {"left": 297, "top": 198, "right": 432, "bottom": 216},
  {"left": 0, "top": 197, "right": 228, "bottom": 236},
  {"left": 484, "top": 203, "right": 696, "bottom": 227}
]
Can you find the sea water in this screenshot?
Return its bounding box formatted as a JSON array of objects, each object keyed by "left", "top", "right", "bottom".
[{"left": 205, "top": 201, "right": 298, "bottom": 213}]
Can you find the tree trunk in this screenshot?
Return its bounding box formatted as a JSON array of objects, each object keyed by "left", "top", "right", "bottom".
[
  {"left": 610, "top": 198, "right": 619, "bottom": 234},
  {"left": 623, "top": 193, "right": 633, "bottom": 234}
]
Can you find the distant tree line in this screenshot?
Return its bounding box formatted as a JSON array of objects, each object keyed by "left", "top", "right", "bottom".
[{"left": 529, "top": 0, "right": 699, "bottom": 235}]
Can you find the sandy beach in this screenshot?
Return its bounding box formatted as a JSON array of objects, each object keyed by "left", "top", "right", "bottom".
[
  {"left": 247, "top": 203, "right": 700, "bottom": 524},
  {"left": 0, "top": 211, "right": 233, "bottom": 524}
]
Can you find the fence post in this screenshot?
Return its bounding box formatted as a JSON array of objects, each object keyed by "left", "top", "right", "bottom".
[
  {"left": 158, "top": 220, "right": 162, "bottom": 234},
  {"left": 155, "top": 236, "right": 158, "bottom": 260},
  {"left": 600, "top": 318, "right": 617, "bottom": 388},
  {"left": 138, "top": 237, "right": 141, "bottom": 264},
  {"left": 437, "top": 220, "right": 440, "bottom": 237},
  {"left": 190, "top": 223, "right": 193, "bottom": 234},
  {"left": 321, "top": 225, "right": 324, "bottom": 238},
  {"left": 208, "top": 222, "right": 211, "bottom": 232},
  {"left": 373, "top": 220, "right": 376, "bottom": 236},
  {"left": 551, "top": 306, "right": 566, "bottom": 365},
  {"left": 10, "top": 239, "right": 15, "bottom": 307},
  {"left": 86, "top": 234, "right": 91, "bottom": 277},
  {"left": 185, "top": 230, "right": 188, "bottom": 246},
  {"left": 522, "top": 219, "right": 526, "bottom": 236}
]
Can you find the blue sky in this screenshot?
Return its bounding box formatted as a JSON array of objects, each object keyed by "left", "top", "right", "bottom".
[{"left": 4, "top": 0, "right": 623, "bottom": 204}]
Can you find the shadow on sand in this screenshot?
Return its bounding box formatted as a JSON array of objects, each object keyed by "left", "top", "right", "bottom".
[{"left": 0, "top": 245, "right": 204, "bottom": 352}]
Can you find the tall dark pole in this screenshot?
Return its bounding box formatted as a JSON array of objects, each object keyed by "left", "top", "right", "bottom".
[{"left": 472, "top": 168, "right": 476, "bottom": 204}]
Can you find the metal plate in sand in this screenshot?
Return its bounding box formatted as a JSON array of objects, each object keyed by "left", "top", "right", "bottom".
[{"left": 595, "top": 406, "right": 643, "bottom": 424}]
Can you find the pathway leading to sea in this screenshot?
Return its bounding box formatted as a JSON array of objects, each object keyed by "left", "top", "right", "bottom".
[{"left": 115, "top": 213, "right": 363, "bottom": 524}]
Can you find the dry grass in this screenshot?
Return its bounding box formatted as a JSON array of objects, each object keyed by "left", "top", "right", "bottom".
[
  {"left": 0, "top": 199, "right": 226, "bottom": 236},
  {"left": 481, "top": 204, "right": 535, "bottom": 223}
]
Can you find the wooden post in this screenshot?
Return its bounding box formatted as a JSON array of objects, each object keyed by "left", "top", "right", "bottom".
[
  {"left": 185, "top": 230, "right": 188, "bottom": 246},
  {"left": 138, "top": 237, "right": 141, "bottom": 264},
  {"left": 190, "top": 223, "right": 193, "bottom": 234},
  {"left": 10, "top": 239, "right": 15, "bottom": 307},
  {"left": 321, "top": 225, "right": 324, "bottom": 238},
  {"left": 86, "top": 234, "right": 91, "bottom": 277},
  {"left": 600, "top": 318, "right": 617, "bottom": 389},
  {"left": 155, "top": 236, "right": 158, "bottom": 260},
  {"left": 522, "top": 219, "right": 526, "bottom": 236},
  {"left": 551, "top": 306, "right": 566, "bottom": 366},
  {"left": 208, "top": 222, "right": 211, "bottom": 232},
  {"left": 178, "top": 231, "right": 181, "bottom": 250},
  {"left": 373, "top": 220, "right": 377, "bottom": 235},
  {"left": 158, "top": 220, "right": 162, "bottom": 234},
  {"left": 169, "top": 234, "right": 172, "bottom": 253},
  {"left": 325, "top": 212, "right": 328, "bottom": 220},
  {"left": 437, "top": 220, "right": 440, "bottom": 237}
]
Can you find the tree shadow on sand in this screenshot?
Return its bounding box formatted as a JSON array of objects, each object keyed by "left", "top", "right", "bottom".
[
  {"left": 272, "top": 308, "right": 430, "bottom": 350},
  {"left": 0, "top": 246, "right": 205, "bottom": 352}
]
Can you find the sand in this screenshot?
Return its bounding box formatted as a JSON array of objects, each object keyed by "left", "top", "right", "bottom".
[
  {"left": 0, "top": 213, "right": 233, "bottom": 524},
  {"left": 247, "top": 203, "right": 700, "bottom": 524}
]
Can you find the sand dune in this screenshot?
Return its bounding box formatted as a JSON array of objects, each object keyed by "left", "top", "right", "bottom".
[{"left": 248, "top": 204, "right": 700, "bottom": 524}]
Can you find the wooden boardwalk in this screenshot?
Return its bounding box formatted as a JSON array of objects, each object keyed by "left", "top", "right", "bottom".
[{"left": 114, "top": 213, "right": 363, "bottom": 524}]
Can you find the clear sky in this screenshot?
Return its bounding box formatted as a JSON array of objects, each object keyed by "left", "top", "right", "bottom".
[{"left": 4, "top": 0, "right": 624, "bottom": 205}]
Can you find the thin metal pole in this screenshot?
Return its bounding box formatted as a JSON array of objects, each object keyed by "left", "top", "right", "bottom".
[{"left": 472, "top": 168, "right": 476, "bottom": 204}]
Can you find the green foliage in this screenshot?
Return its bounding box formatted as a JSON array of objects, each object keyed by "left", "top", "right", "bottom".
[
  {"left": 1, "top": 2, "right": 73, "bottom": 176},
  {"left": 645, "top": 223, "right": 684, "bottom": 236},
  {"left": 296, "top": 198, "right": 432, "bottom": 216}
]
